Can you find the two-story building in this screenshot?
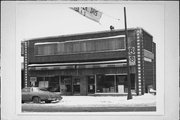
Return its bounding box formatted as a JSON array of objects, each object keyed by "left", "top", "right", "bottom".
[{"left": 21, "top": 27, "right": 156, "bottom": 96}]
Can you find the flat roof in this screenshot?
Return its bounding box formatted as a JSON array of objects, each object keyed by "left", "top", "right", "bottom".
[{"left": 23, "top": 27, "right": 153, "bottom": 42}]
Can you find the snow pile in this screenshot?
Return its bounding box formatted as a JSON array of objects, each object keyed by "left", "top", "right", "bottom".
[{"left": 44, "top": 93, "right": 156, "bottom": 107}]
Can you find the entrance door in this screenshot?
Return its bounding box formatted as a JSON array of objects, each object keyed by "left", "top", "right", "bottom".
[
  {"left": 72, "top": 77, "right": 80, "bottom": 95},
  {"left": 60, "top": 76, "right": 72, "bottom": 95},
  {"left": 88, "top": 76, "right": 95, "bottom": 94}
]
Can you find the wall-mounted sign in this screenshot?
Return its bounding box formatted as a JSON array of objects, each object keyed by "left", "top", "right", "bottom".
[
  {"left": 144, "top": 49, "right": 154, "bottom": 59},
  {"left": 128, "top": 47, "right": 136, "bottom": 66},
  {"left": 30, "top": 77, "right": 37, "bottom": 82},
  {"left": 129, "top": 56, "right": 136, "bottom": 66},
  {"left": 128, "top": 47, "right": 135, "bottom": 55},
  {"left": 118, "top": 85, "right": 124, "bottom": 94}
]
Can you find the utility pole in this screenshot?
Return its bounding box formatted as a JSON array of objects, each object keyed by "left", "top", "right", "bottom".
[{"left": 124, "top": 7, "right": 132, "bottom": 100}]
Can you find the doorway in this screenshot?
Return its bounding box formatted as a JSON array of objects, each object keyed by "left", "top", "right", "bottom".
[
  {"left": 87, "top": 75, "right": 95, "bottom": 94},
  {"left": 72, "top": 77, "right": 80, "bottom": 95}
]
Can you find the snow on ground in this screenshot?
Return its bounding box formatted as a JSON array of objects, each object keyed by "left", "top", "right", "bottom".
[
  {"left": 58, "top": 93, "right": 156, "bottom": 107},
  {"left": 24, "top": 93, "right": 156, "bottom": 107}
]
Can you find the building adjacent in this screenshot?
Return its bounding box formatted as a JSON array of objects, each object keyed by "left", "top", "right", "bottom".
[{"left": 21, "top": 27, "right": 156, "bottom": 96}]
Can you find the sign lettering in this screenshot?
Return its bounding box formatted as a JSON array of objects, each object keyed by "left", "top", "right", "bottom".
[
  {"left": 128, "top": 47, "right": 136, "bottom": 66},
  {"left": 70, "top": 7, "right": 102, "bottom": 23}
]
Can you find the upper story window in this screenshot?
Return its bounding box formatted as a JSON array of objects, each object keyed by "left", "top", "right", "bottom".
[
  {"left": 35, "top": 43, "right": 57, "bottom": 56},
  {"left": 34, "top": 35, "right": 125, "bottom": 56}
]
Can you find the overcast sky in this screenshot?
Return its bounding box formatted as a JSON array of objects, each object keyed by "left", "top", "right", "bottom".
[{"left": 16, "top": 3, "right": 164, "bottom": 43}]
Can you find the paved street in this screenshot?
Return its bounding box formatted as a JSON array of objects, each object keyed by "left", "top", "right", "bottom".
[{"left": 22, "top": 105, "right": 156, "bottom": 112}]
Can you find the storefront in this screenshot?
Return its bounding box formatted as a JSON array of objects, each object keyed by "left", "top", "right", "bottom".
[
  {"left": 22, "top": 28, "right": 156, "bottom": 96},
  {"left": 30, "top": 74, "right": 135, "bottom": 95}
]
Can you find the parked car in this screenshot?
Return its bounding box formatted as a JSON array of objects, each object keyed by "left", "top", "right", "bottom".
[
  {"left": 22, "top": 87, "right": 62, "bottom": 103},
  {"left": 40, "top": 86, "right": 60, "bottom": 92}
]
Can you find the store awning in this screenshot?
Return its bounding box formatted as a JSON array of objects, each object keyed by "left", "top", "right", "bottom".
[{"left": 28, "top": 60, "right": 127, "bottom": 70}]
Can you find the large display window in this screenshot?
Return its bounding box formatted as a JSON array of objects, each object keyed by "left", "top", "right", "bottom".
[
  {"left": 96, "top": 75, "right": 115, "bottom": 93},
  {"left": 96, "top": 74, "right": 135, "bottom": 93},
  {"left": 35, "top": 76, "right": 60, "bottom": 92}
]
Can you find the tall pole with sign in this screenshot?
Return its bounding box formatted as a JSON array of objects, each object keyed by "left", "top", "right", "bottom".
[{"left": 124, "top": 7, "right": 132, "bottom": 100}]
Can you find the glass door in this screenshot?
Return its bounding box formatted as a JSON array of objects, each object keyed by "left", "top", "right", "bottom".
[
  {"left": 72, "top": 77, "right": 80, "bottom": 95},
  {"left": 88, "top": 75, "right": 95, "bottom": 94},
  {"left": 60, "top": 76, "right": 73, "bottom": 95}
]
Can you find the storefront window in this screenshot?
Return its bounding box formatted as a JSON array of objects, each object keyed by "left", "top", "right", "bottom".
[
  {"left": 116, "top": 75, "right": 127, "bottom": 93},
  {"left": 96, "top": 75, "right": 115, "bottom": 93},
  {"left": 116, "top": 74, "right": 135, "bottom": 93},
  {"left": 96, "top": 74, "right": 135, "bottom": 94}
]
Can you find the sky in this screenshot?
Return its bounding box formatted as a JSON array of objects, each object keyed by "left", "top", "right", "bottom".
[{"left": 16, "top": 3, "right": 164, "bottom": 44}]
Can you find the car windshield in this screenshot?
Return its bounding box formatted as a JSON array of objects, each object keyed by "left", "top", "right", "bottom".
[
  {"left": 39, "top": 87, "right": 59, "bottom": 92},
  {"left": 39, "top": 88, "right": 48, "bottom": 91},
  {"left": 22, "top": 88, "right": 30, "bottom": 92}
]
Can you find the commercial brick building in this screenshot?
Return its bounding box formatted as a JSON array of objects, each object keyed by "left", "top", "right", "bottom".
[{"left": 21, "top": 27, "right": 156, "bottom": 96}]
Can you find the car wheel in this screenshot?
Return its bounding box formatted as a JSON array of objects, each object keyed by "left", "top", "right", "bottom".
[
  {"left": 45, "top": 100, "right": 51, "bottom": 103},
  {"left": 32, "top": 96, "right": 41, "bottom": 103}
]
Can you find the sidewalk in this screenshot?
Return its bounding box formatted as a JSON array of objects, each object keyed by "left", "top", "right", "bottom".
[{"left": 24, "top": 93, "right": 156, "bottom": 107}]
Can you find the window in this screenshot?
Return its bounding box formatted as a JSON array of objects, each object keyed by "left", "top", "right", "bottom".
[
  {"left": 96, "top": 75, "right": 115, "bottom": 93},
  {"left": 57, "top": 43, "right": 65, "bottom": 54},
  {"left": 35, "top": 44, "right": 57, "bottom": 56},
  {"left": 34, "top": 36, "right": 125, "bottom": 56}
]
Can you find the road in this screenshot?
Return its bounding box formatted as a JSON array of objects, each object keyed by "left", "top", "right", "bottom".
[{"left": 22, "top": 104, "right": 156, "bottom": 112}]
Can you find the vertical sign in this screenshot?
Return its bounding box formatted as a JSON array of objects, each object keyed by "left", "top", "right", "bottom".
[
  {"left": 24, "top": 41, "right": 28, "bottom": 88},
  {"left": 128, "top": 47, "right": 136, "bottom": 66}
]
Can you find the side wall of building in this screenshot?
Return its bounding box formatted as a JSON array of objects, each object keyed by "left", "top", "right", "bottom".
[
  {"left": 152, "top": 42, "right": 156, "bottom": 90},
  {"left": 143, "top": 30, "right": 156, "bottom": 93}
]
